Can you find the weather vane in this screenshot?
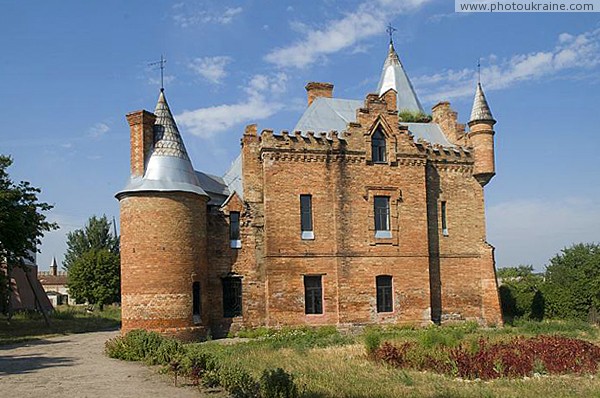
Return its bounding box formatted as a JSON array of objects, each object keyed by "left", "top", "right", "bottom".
[
  {"left": 386, "top": 23, "right": 397, "bottom": 45},
  {"left": 149, "top": 55, "right": 167, "bottom": 91}
]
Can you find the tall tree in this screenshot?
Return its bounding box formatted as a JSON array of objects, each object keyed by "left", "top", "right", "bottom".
[
  {"left": 543, "top": 243, "right": 600, "bottom": 321},
  {"left": 65, "top": 215, "right": 120, "bottom": 309},
  {"left": 68, "top": 248, "right": 120, "bottom": 309},
  {"left": 0, "top": 155, "right": 58, "bottom": 315},
  {"left": 63, "top": 215, "right": 118, "bottom": 270}
]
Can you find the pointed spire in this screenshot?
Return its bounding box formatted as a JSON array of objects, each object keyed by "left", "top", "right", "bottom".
[
  {"left": 469, "top": 83, "right": 495, "bottom": 125},
  {"left": 151, "top": 90, "right": 192, "bottom": 161},
  {"left": 376, "top": 42, "right": 424, "bottom": 113},
  {"left": 50, "top": 257, "right": 58, "bottom": 276},
  {"left": 118, "top": 90, "right": 208, "bottom": 198}
]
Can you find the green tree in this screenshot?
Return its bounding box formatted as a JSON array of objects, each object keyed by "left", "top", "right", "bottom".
[
  {"left": 0, "top": 155, "right": 58, "bottom": 315},
  {"left": 498, "top": 265, "right": 545, "bottom": 322},
  {"left": 543, "top": 243, "right": 600, "bottom": 321},
  {"left": 63, "top": 215, "right": 118, "bottom": 270},
  {"left": 65, "top": 215, "right": 120, "bottom": 309},
  {"left": 68, "top": 248, "right": 120, "bottom": 309}
]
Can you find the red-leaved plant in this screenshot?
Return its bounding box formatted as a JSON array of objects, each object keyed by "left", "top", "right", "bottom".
[{"left": 374, "top": 335, "right": 600, "bottom": 380}]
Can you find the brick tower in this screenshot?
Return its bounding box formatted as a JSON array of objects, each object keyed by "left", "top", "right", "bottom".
[
  {"left": 468, "top": 83, "right": 496, "bottom": 187},
  {"left": 116, "top": 89, "right": 209, "bottom": 340}
]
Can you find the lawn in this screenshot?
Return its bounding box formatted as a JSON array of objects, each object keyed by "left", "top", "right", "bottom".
[
  {"left": 184, "top": 320, "right": 600, "bottom": 398},
  {"left": 0, "top": 305, "right": 120, "bottom": 345}
]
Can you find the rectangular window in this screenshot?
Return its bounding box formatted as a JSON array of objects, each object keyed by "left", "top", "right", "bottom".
[
  {"left": 376, "top": 275, "right": 393, "bottom": 313},
  {"left": 192, "top": 282, "right": 202, "bottom": 323},
  {"left": 300, "top": 194, "right": 314, "bottom": 239},
  {"left": 222, "top": 277, "right": 242, "bottom": 317},
  {"left": 441, "top": 201, "right": 448, "bottom": 236},
  {"left": 374, "top": 196, "right": 391, "bottom": 238},
  {"left": 230, "top": 212, "right": 241, "bottom": 248},
  {"left": 304, "top": 275, "right": 323, "bottom": 314}
]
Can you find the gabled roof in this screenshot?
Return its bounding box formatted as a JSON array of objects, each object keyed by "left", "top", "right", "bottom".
[
  {"left": 223, "top": 154, "right": 243, "bottom": 200},
  {"left": 117, "top": 90, "right": 208, "bottom": 198},
  {"left": 376, "top": 43, "right": 424, "bottom": 113},
  {"left": 293, "top": 97, "right": 362, "bottom": 134},
  {"left": 470, "top": 83, "right": 495, "bottom": 124}
]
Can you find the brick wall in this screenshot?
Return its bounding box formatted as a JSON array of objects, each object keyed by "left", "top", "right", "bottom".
[
  {"left": 119, "top": 192, "right": 209, "bottom": 340},
  {"left": 121, "top": 88, "right": 502, "bottom": 339}
]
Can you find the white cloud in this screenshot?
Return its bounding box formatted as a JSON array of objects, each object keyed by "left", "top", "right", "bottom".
[
  {"left": 176, "top": 73, "right": 288, "bottom": 138},
  {"left": 219, "top": 7, "right": 243, "bottom": 24},
  {"left": 88, "top": 122, "right": 110, "bottom": 138},
  {"left": 488, "top": 196, "right": 600, "bottom": 271},
  {"left": 172, "top": 5, "right": 243, "bottom": 27},
  {"left": 265, "top": 0, "right": 432, "bottom": 68},
  {"left": 188, "top": 56, "right": 232, "bottom": 84},
  {"left": 414, "top": 28, "right": 600, "bottom": 102}
]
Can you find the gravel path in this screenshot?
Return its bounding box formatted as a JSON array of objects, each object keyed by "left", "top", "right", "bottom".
[{"left": 0, "top": 330, "right": 213, "bottom": 398}]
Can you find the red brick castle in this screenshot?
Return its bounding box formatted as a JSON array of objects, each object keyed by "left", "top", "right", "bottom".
[{"left": 116, "top": 41, "right": 503, "bottom": 339}]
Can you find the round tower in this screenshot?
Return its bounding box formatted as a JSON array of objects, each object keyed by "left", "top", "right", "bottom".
[
  {"left": 116, "top": 90, "right": 209, "bottom": 341},
  {"left": 468, "top": 83, "right": 496, "bottom": 186}
]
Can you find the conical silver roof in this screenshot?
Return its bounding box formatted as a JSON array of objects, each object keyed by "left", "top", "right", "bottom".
[
  {"left": 117, "top": 90, "right": 208, "bottom": 198},
  {"left": 469, "top": 83, "right": 495, "bottom": 124},
  {"left": 376, "top": 43, "right": 424, "bottom": 113}
]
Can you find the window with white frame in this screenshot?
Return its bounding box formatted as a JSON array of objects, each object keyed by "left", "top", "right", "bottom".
[
  {"left": 229, "top": 211, "right": 241, "bottom": 248},
  {"left": 374, "top": 196, "right": 391, "bottom": 238},
  {"left": 300, "top": 194, "right": 314, "bottom": 240}
]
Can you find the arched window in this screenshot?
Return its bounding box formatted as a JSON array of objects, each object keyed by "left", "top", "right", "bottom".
[{"left": 371, "top": 129, "right": 386, "bottom": 163}]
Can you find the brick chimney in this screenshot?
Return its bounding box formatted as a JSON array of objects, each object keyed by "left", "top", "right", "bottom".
[
  {"left": 305, "top": 82, "right": 334, "bottom": 106},
  {"left": 126, "top": 110, "right": 156, "bottom": 177}
]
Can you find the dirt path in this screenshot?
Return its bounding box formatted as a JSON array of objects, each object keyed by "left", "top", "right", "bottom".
[{"left": 0, "top": 330, "right": 209, "bottom": 398}]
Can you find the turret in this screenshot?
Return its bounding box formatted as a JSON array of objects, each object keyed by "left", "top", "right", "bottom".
[
  {"left": 116, "top": 89, "right": 209, "bottom": 341},
  {"left": 376, "top": 41, "right": 423, "bottom": 113},
  {"left": 468, "top": 83, "right": 496, "bottom": 186},
  {"left": 50, "top": 257, "right": 58, "bottom": 276}
]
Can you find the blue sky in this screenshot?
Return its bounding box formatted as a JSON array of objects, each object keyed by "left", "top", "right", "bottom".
[{"left": 2, "top": 0, "right": 599, "bottom": 272}]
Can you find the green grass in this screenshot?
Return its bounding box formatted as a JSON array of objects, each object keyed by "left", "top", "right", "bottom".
[
  {"left": 197, "top": 320, "right": 600, "bottom": 397},
  {"left": 0, "top": 305, "right": 121, "bottom": 345}
]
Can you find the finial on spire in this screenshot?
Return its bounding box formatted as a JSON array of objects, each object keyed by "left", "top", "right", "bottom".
[
  {"left": 149, "top": 55, "right": 167, "bottom": 91},
  {"left": 386, "top": 23, "right": 397, "bottom": 45},
  {"left": 477, "top": 58, "right": 481, "bottom": 84}
]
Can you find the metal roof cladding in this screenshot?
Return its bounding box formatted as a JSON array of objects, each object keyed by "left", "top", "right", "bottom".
[
  {"left": 117, "top": 90, "right": 208, "bottom": 198},
  {"left": 293, "top": 97, "right": 455, "bottom": 147},
  {"left": 470, "top": 83, "right": 495, "bottom": 124},
  {"left": 376, "top": 42, "right": 424, "bottom": 114}
]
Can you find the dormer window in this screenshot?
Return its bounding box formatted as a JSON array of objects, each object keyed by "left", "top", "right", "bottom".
[{"left": 372, "top": 129, "right": 386, "bottom": 163}]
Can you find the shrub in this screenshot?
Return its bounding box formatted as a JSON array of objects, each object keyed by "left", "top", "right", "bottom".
[
  {"left": 218, "top": 366, "right": 259, "bottom": 398},
  {"left": 498, "top": 266, "right": 545, "bottom": 322},
  {"left": 148, "top": 338, "right": 185, "bottom": 365},
  {"left": 398, "top": 109, "right": 432, "bottom": 123},
  {"left": 104, "top": 329, "right": 164, "bottom": 362},
  {"left": 363, "top": 329, "right": 382, "bottom": 357},
  {"left": 260, "top": 368, "right": 299, "bottom": 398}
]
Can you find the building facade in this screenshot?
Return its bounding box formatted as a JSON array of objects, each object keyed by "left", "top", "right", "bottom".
[
  {"left": 117, "top": 42, "right": 503, "bottom": 339},
  {"left": 38, "top": 257, "right": 75, "bottom": 306}
]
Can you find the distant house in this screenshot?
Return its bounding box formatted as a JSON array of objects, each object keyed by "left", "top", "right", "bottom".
[
  {"left": 0, "top": 255, "right": 53, "bottom": 313},
  {"left": 38, "top": 257, "right": 74, "bottom": 306}
]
